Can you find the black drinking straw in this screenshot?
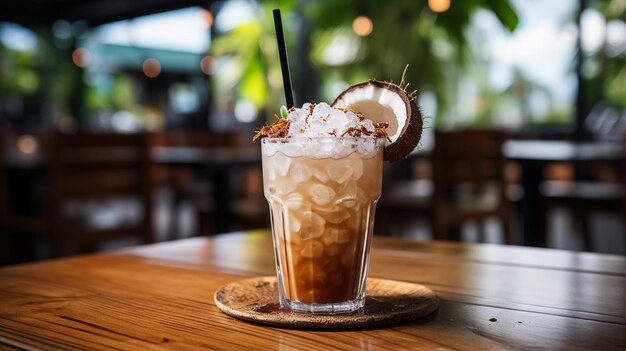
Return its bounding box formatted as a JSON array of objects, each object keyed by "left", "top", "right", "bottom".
[{"left": 273, "top": 9, "right": 295, "bottom": 108}]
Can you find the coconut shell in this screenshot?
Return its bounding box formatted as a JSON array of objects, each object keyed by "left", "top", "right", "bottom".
[
  {"left": 332, "top": 80, "right": 423, "bottom": 162},
  {"left": 384, "top": 98, "right": 423, "bottom": 162}
]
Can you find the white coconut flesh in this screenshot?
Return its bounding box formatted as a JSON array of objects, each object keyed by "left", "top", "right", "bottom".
[
  {"left": 332, "top": 86, "right": 408, "bottom": 143},
  {"left": 332, "top": 80, "right": 423, "bottom": 162}
]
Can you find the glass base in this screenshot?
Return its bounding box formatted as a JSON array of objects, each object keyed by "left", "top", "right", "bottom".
[{"left": 279, "top": 295, "right": 365, "bottom": 314}]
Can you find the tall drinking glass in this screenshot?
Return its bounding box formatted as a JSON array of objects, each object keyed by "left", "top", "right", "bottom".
[{"left": 261, "top": 137, "right": 384, "bottom": 314}]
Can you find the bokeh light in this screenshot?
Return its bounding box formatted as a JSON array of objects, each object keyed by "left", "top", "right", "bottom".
[
  {"left": 71, "top": 48, "right": 92, "bottom": 68},
  {"left": 202, "top": 9, "right": 214, "bottom": 28},
  {"left": 200, "top": 55, "right": 216, "bottom": 75},
  {"left": 142, "top": 58, "right": 161, "bottom": 78},
  {"left": 234, "top": 100, "right": 257, "bottom": 122},
  {"left": 17, "top": 135, "right": 38, "bottom": 154},
  {"left": 429, "top": 0, "right": 451, "bottom": 13},
  {"left": 52, "top": 20, "right": 72, "bottom": 39},
  {"left": 352, "top": 16, "right": 373, "bottom": 37}
]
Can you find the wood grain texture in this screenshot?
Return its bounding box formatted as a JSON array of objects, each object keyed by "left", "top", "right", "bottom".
[
  {"left": 0, "top": 230, "right": 625, "bottom": 350},
  {"left": 214, "top": 276, "right": 438, "bottom": 330}
]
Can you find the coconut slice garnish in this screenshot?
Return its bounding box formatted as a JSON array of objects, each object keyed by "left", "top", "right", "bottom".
[{"left": 332, "top": 80, "right": 423, "bottom": 162}]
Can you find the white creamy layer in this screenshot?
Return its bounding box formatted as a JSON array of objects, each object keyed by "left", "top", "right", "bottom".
[{"left": 261, "top": 137, "right": 383, "bottom": 159}]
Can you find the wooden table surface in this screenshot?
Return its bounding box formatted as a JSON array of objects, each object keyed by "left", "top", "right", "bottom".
[
  {"left": 1, "top": 231, "right": 624, "bottom": 350},
  {"left": 502, "top": 139, "right": 625, "bottom": 247}
]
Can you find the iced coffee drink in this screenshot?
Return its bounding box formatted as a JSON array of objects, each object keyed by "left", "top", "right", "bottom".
[
  {"left": 258, "top": 103, "right": 387, "bottom": 314},
  {"left": 255, "top": 80, "right": 423, "bottom": 314},
  {"left": 262, "top": 137, "right": 383, "bottom": 313}
]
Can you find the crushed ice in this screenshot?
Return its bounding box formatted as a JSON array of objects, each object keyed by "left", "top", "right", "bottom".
[{"left": 287, "top": 103, "right": 375, "bottom": 138}]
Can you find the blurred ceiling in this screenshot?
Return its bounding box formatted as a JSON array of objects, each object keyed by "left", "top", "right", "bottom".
[{"left": 0, "top": 0, "right": 212, "bottom": 27}]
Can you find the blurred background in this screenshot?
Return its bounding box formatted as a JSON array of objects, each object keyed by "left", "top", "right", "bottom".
[{"left": 1, "top": 0, "right": 625, "bottom": 264}]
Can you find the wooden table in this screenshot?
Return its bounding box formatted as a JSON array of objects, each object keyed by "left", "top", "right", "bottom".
[
  {"left": 503, "top": 140, "right": 624, "bottom": 247},
  {"left": 1, "top": 231, "right": 624, "bottom": 350}
]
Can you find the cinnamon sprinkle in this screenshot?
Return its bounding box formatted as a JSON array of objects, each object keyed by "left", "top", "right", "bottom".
[{"left": 252, "top": 115, "right": 291, "bottom": 140}]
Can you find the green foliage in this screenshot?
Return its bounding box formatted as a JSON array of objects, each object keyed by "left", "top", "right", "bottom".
[
  {"left": 211, "top": 0, "right": 298, "bottom": 118},
  {"left": 486, "top": 0, "right": 519, "bottom": 32},
  {"left": 0, "top": 46, "right": 40, "bottom": 94},
  {"left": 211, "top": 0, "right": 519, "bottom": 124},
  {"left": 605, "top": 65, "right": 626, "bottom": 104},
  {"left": 304, "top": 0, "right": 518, "bottom": 123},
  {"left": 111, "top": 75, "right": 138, "bottom": 111},
  {"left": 239, "top": 47, "right": 267, "bottom": 107},
  {"left": 0, "top": 27, "right": 87, "bottom": 125},
  {"left": 584, "top": 0, "right": 626, "bottom": 109}
]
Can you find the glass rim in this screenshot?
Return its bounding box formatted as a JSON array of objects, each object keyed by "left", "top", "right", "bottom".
[{"left": 260, "top": 137, "right": 387, "bottom": 143}]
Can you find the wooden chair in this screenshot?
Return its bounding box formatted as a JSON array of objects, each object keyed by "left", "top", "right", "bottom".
[
  {"left": 432, "top": 129, "right": 514, "bottom": 243},
  {"left": 540, "top": 138, "right": 625, "bottom": 251},
  {"left": 0, "top": 133, "right": 12, "bottom": 264},
  {"left": 3, "top": 132, "right": 154, "bottom": 258},
  {"left": 150, "top": 130, "right": 266, "bottom": 237},
  {"left": 0, "top": 133, "right": 8, "bottom": 224},
  {"left": 540, "top": 181, "right": 623, "bottom": 250},
  {"left": 150, "top": 130, "right": 240, "bottom": 212},
  {"left": 375, "top": 173, "right": 433, "bottom": 238}
]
